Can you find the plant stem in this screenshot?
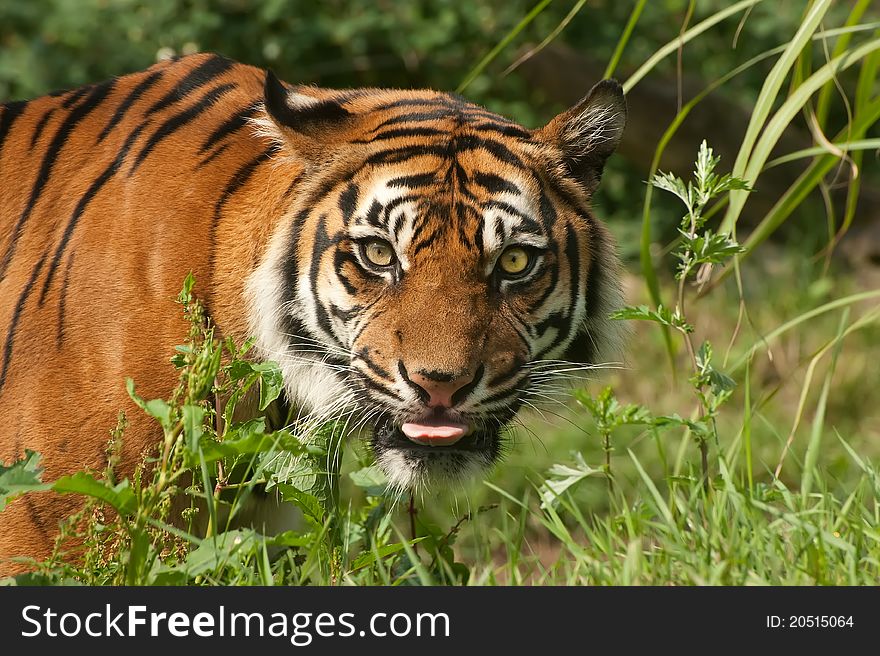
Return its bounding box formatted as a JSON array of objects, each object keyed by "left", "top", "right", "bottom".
[
  {"left": 604, "top": 429, "right": 614, "bottom": 493},
  {"left": 699, "top": 439, "right": 709, "bottom": 493},
  {"left": 408, "top": 493, "right": 419, "bottom": 556}
]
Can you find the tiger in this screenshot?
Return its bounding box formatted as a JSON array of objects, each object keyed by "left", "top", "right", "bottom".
[{"left": 0, "top": 53, "right": 626, "bottom": 574}]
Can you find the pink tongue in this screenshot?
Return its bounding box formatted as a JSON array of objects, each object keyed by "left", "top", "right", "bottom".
[{"left": 401, "top": 421, "right": 469, "bottom": 447}]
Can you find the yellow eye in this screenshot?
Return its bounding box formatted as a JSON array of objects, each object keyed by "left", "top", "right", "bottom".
[
  {"left": 498, "top": 246, "right": 531, "bottom": 276},
  {"left": 363, "top": 240, "right": 396, "bottom": 267}
]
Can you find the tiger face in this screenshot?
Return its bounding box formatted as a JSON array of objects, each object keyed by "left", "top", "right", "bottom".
[{"left": 250, "top": 73, "right": 626, "bottom": 490}]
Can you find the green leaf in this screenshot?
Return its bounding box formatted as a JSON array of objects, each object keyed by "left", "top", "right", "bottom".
[
  {"left": 611, "top": 304, "right": 693, "bottom": 333},
  {"left": 227, "top": 360, "right": 257, "bottom": 382},
  {"left": 252, "top": 361, "right": 284, "bottom": 411},
  {"left": 182, "top": 404, "right": 206, "bottom": 452},
  {"left": 539, "top": 453, "right": 601, "bottom": 509},
  {"left": 349, "top": 539, "right": 425, "bottom": 572},
  {"left": 677, "top": 230, "right": 744, "bottom": 269},
  {"left": 275, "top": 485, "right": 324, "bottom": 525},
  {"left": 175, "top": 530, "right": 258, "bottom": 577},
  {"left": 193, "top": 419, "right": 287, "bottom": 465},
  {"left": 266, "top": 531, "right": 316, "bottom": 548},
  {"left": 52, "top": 472, "right": 137, "bottom": 516},
  {"left": 3, "top": 572, "right": 82, "bottom": 586},
  {"left": 695, "top": 342, "right": 736, "bottom": 394},
  {"left": 650, "top": 171, "right": 692, "bottom": 210},
  {"left": 263, "top": 449, "right": 318, "bottom": 496},
  {"left": 126, "top": 379, "right": 172, "bottom": 428},
  {"left": 177, "top": 272, "right": 196, "bottom": 304},
  {"left": 0, "top": 450, "right": 50, "bottom": 512},
  {"left": 349, "top": 465, "right": 389, "bottom": 497}
]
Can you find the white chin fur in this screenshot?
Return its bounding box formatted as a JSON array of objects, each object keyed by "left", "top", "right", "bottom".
[{"left": 376, "top": 449, "right": 493, "bottom": 494}]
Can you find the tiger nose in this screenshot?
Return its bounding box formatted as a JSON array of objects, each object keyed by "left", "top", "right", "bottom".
[{"left": 408, "top": 369, "right": 476, "bottom": 408}]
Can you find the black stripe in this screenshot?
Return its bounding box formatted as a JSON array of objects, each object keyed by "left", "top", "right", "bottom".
[
  {"left": 411, "top": 226, "right": 442, "bottom": 258},
  {"left": 310, "top": 217, "right": 338, "bottom": 342},
  {"left": 29, "top": 108, "right": 55, "bottom": 149},
  {"left": 537, "top": 225, "right": 581, "bottom": 360},
  {"left": 97, "top": 69, "right": 163, "bottom": 143},
  {"left": 146, "top": 55, "right": 234, "bottom": 116},
  {"left": 198, "top": 102, "right": 260, "bottom": 155},
  {"left": 279, "top": 209, "right": 310, "bottom": 344},
  {"left": 0, "top": 81, "right": 114, "bottom": 282},
  {"left": 365, "top": 144, "right": 451, "bottom": 166},
  {"left": 57, "top": 251, "right": 74, "bottom": 346},
  {"left": 61, "top": 86, "right": 92, "bottom": 108},
  {"left": 330, "top": 302, "right": 360, "bottom": 324},
  {"left": 209, "top": 143, "right": 281, "bottom": 306},
  {"left": 358, "top": 374, "right": 405, "bottom": 403},
  {"left": 333, "top": 249, "right": 360, "bottom": 295},
  {"left": 472, "top": 172, "right": 520, "bottom": 196},
  {"left": 397, "top": 360, "right": 429, "bottom": 403},
  {"left": 538, "top": 190, "right": 558, "bottom": 231},
  {"left": 352, "top": 126, "right": 444, "bottom": 144},
  {"left": 456, "top": 209, "right": 473, "bottom": 250},
  {"left": 213, "top": 144, "right": 280, "bottom": 224},
  {"left": 0, "top": 253, "right": 48, "bottom": 393},
  {"left": 473, "top": 216, "right": 484, "bottom": 255},
  {"left": 373, "top": 98, "right": 458, "bottom": 112},
  {"left": 407, "top": 202, "right": 434, "bottom": 247},
  {"left": 355, "top": 347, "right": 393, "bottom": 381},
  {"left": 584, "top": 223, "right": 606, "bottom": 323},
  {"left": 529, "top": 253, "right": 560, "bottom": 311},
  {"left": 471, "top": 121, "right": 530, "bottom": 139},
  {"left": 389, "top": 204, "right": 408, "bottom": 237},
  {"left": 369, "top": 110, "right": 452, "bottom": 131},
  {"left": 564, "top": 223, "right": 582, "bottom": 333},
  {"left": 457, "top": 133, "right": 525, "bottom": 168},
  {"left": 486, "top": 361, "right": 526, "bottom": 388},
  {"left": 484, "top": 200, "right": 544, "bottom": 234},
  {"left": 363, "top": 199, "right": 382, "bottom": 228},
  {"left": 380, "top": 194, "right": 418, "bottom": 229},
  {"left": 130, "top": 82, "right": 236, "bottom": 173},
  {"left": 39, "top": 123, "right": 148, "bottom": 304},
  {"left": 338, "top": 182, "right": 359, "bottom": 225},
  {"left": 0, "top": 100, "right": 28, "bottom": 155},
  {"left": 281, "top": 173, "right": 304, "bottom": 201},
  {"left": 477, "top": 385, "right": 519, "bottom": 409},
  {"left": 199, "top": 141, "right": 230, "bottom": 166},
  {"left": 534, "top": 310, "right": 567, "bottom": 340},
  {"left": 451, "top": 364, "right": 484, "bottom": 406},
  {"left": 387, "top": 172, "right": 437, "bottom": 189}
]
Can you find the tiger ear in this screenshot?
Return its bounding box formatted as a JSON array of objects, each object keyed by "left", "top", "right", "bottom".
[
  {"left": 263, "top": 70, "right": 351, "bottom": 140},
  {"left": 538, "top": 79, "right": 626, "bottom": 193}
]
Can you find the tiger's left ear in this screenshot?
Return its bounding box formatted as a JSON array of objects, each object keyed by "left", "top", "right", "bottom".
[
  {"left": 537, "top": 79, "right": 626, "bottom": 193},
  {"left": 263, "top": 70, "right": 352, "bottom": 144}
]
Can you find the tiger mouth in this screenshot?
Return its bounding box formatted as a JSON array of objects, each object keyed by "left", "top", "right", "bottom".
[
  {"left": 372, "top": 416, "right": 493, "bottom": 453},
  {"left": 369, "top": 414, "right": 503, "bottom": 488}
]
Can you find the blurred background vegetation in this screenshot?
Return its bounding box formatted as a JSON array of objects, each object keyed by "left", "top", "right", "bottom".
[{"left": 2, "top": 0, "right": 879, "bottom": 582}]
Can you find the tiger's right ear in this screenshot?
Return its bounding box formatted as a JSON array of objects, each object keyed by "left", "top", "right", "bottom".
[
  {"left": 263, "top": 70, "right": 352, "bottom": 141},
  {"left": 537, "top": 79, "right": 626, "bottom": 194}
]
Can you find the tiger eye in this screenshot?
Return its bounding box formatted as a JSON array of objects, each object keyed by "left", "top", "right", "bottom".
[
  {"left": 364, "top": 240, "right": 395, "bottom": 267},
  {"left": 498, "top": 246, "right": 530, "bottom": 275}
]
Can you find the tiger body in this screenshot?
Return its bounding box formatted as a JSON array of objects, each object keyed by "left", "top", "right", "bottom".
[{"left": 0, "top": 53, "right": 625, "bottom": 573}]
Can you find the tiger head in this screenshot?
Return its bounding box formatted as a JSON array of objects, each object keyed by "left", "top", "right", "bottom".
[{"left": 249, "top": 73, "right": 626, "bottom": 491}]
